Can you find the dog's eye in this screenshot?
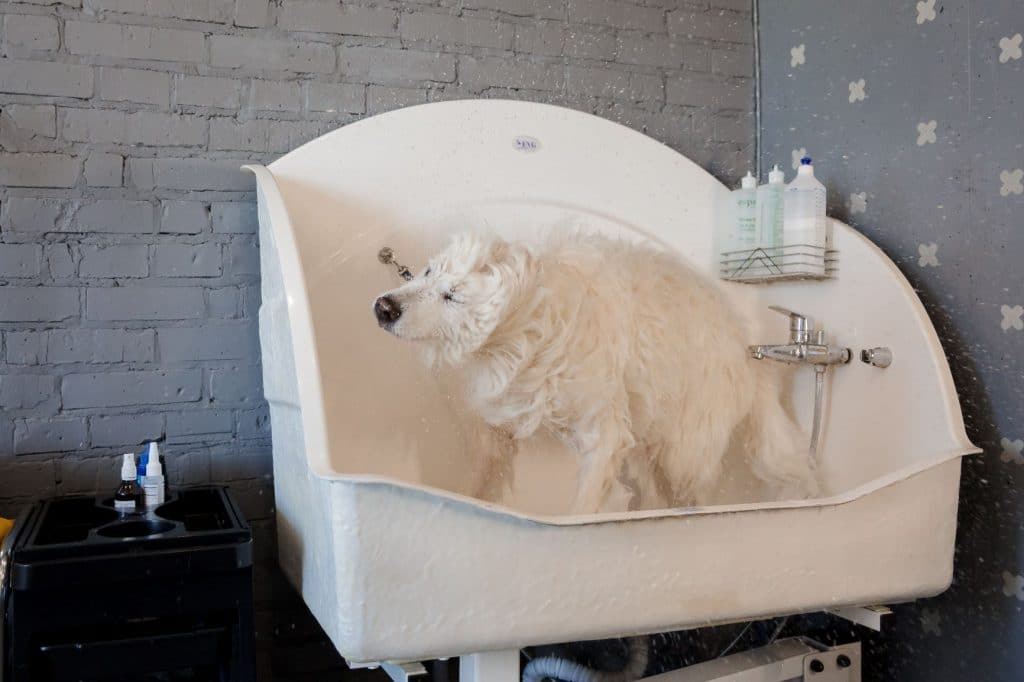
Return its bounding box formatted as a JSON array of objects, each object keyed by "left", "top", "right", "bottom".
[
  {"left": 423, "top": 267, "right": 431, "bottom": 277},
  {"left": 443, "top": 291, "right": 456, "bottom": 303}
]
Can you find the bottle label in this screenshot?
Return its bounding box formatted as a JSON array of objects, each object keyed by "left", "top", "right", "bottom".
[
  {"left": 143, "top": 479, "right": 165, "bottom": 507},
  {"left": 114, "top": 498, "right": 135, "bottom": 511},
  {"left": 735, "top": 192, "right": 758, "bottom": 249}
]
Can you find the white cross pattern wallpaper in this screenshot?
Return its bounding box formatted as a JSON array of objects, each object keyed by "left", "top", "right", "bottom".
[{"left": 760, "top": 0, "right": 1022, "bottom": 678}]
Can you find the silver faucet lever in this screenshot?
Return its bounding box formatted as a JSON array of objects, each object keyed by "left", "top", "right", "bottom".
[{"left": 768, "top": 305, "right": 811, "bottom": 344}]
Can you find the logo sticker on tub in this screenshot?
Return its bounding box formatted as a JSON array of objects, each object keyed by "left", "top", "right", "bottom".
[{"left": 514, "top": 136, "right": 540, "bottom": 153}]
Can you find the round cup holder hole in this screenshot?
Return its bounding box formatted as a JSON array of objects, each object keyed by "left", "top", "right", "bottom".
[{"left": 97, "top": 519, "right": 175, "bottom": 538}]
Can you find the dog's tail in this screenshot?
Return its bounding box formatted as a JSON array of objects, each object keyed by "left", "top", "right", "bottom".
[
  {"left": 521, "top": 637, "right": 649, "bottom": 682},
  {"left": 745, "top": 363, "right": 821, "bottom": 499}
]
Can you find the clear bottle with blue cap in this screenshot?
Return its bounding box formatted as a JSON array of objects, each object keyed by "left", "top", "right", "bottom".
[{"left": 784, "top": 156, "right": 828, "bottom": 274}]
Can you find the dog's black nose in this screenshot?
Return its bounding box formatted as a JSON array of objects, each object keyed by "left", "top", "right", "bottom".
[{"left": 374, "top": 296, "right": 402, "bottom": 326}]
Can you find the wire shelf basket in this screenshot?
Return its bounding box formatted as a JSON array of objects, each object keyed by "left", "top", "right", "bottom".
[{"left": 720, "top": 244, "right": 838, "bottom": 284}]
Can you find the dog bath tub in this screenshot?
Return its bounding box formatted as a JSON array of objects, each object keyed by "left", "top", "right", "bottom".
[{"left": 244, "top": 100, "right": 978, "bottom": 665}]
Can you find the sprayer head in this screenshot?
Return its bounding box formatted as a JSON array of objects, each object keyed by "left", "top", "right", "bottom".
[
  {"left": 121, "top": 452, "right": 136, "bottom": 481},
  {"left": 146, "top": 442, "right": 162, "bottom": 476}
]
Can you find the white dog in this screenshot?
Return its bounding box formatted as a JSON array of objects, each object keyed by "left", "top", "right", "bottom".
[{"left": 374, "top": 231, "right": 818, "bottom": 513}]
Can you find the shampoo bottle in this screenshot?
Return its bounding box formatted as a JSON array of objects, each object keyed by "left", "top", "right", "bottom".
[
  {"left": 784, "top": 156, "right": 828, "bottom": 274},
  {"left": 733, "top": 171, "right": 758, "bottom": 251},
  {"left": 756, "top": 165, "right": 785, "bottom": 250},
  {"left": 114, "top": 453, "right": 141, "bottom": 514}
]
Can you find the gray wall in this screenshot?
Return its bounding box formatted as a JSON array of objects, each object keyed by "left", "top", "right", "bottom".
[
  {"left": 759, "top": 1, "right": 1023, "bottom": 679},
  {"left": 0, "top": 1, "right": 754, "bottom": 678}
]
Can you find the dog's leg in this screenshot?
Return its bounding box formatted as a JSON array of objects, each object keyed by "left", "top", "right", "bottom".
[
  {"left": 635, "top": 440, "right": 681, "bottom": 509},
  {"left": 657, "top": 414, "right": 735, "bottom": 509},
  {"left": 598, "top": 474, "right": 635, "bottom": 514},
  {"left": 612, "top": 446, "right": 670, "bottom": 512},
  {"left": 572, "top": 449, "right": 621, "bottom": 514},
  {"left": 465, "top": 422, "right": 518, "bottom": 503},
  {"left": 569, "top": 414, "right": 635, "bottom": 514}
]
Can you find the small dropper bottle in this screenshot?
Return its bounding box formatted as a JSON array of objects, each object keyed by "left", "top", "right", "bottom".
[
  {"left": 141, "top": 442, "right": 166, "bottom": 507},
  {"left": 114, "top": 452, "right": 142, "bottom": 514}
]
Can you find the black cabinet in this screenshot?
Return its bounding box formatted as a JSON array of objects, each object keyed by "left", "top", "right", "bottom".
[{"left": 2, "top": 487, "right": 255, "bottom": 682}]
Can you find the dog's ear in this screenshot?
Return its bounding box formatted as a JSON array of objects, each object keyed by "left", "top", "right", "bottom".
[
  {"left": 483, "top": 237, "right": 534, "bottom": 297},
  {"left": 479, "top": 236, "right": 510, "bottom": 270},
  {"left": 489, "top": 236, "right": 533, "bottom": 267}
]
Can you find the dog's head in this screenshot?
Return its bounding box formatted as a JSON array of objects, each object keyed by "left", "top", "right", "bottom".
[{"left": 373, "top": 232, "right": 533, "bottom": 366}]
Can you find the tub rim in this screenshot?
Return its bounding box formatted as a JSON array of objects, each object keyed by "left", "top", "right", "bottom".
[{"left": 305, "top": 445, "right": 977, "bottom": 527}]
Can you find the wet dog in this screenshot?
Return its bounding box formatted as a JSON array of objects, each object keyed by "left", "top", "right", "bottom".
[{"left": 374, "top": 231, "right": 818, "bottom": 513}]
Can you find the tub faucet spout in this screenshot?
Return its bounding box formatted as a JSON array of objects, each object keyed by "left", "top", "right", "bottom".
[
  {"left": 749, "top": 306, "right": 851, "bottom": 366},
  {"left": 750, "top": 343, "right": 805, "bottom": 363},
  {"left": 751, "top": 305, "right": 851, "bottom": 467}
]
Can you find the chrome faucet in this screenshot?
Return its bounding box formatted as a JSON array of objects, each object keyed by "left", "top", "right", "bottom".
[{"left": 750, "top": 306, "right": 851, "bottom": 366}]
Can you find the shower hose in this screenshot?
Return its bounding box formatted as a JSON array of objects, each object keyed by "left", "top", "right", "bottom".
[
  {"left": 521, "top": 637, "right": 650, "bottom": 682},
  {"left": 809, "top": 366, "right": 827, "bottom": 466}
]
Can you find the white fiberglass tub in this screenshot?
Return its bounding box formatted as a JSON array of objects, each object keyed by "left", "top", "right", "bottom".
[{"left": 244, "top": 100, "right": 978, "bottom": 665}]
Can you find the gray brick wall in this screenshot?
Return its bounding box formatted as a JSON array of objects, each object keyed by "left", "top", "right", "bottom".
[{"left": 0, "top": 0, "right": 753, "bottom": 677}]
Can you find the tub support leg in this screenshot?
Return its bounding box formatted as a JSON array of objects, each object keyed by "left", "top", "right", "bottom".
[
  {"left": 642, "top": 638, "right": 860, "bottom": 681},
  {"left": 380, "top": 661, "right": 428, "bottom": 680},
  {"left": 459, "top": 650, "right": 520, "bottom": 682}
]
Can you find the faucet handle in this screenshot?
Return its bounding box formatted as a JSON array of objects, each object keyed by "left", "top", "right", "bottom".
[
  {"left": 768, "top": 304, "right": 801, "bottom": 318},
  {"left": 768, "top": 305, "right": 811, "bottom": 343}
]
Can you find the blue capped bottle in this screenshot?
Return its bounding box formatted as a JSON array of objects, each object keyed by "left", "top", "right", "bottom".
[{"left": 784, "top": 157, "right": 828, "bottom": 274}]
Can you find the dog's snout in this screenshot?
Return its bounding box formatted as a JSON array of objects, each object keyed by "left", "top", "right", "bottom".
[{"left": 374, "top": 295, "right": 402, "bottom": 326}]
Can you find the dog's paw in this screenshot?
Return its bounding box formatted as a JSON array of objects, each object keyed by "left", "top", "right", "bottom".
[
  {"left": 569, "top": 488, "right": 606, "bottom": 515},
  {"left": 774, "top": 475, "right": 821, "bottom": 501},
  {"left": 472, "top": 470, "right": 513, "bottom": 504},
  {"left": 596, "top": 477, "right": 634, "bottom": 513},
  {"left": 471, "top": 450, "right": 517, "bottom": 505}
]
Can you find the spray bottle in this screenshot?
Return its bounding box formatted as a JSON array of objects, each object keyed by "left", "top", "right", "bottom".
[{"left": 114, "top": 452, "right": 142, "bottom": 514}]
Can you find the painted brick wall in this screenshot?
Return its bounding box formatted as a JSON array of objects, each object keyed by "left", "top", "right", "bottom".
[{"left": 0, "top": 0, "right": 753, "bottom": 678}]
